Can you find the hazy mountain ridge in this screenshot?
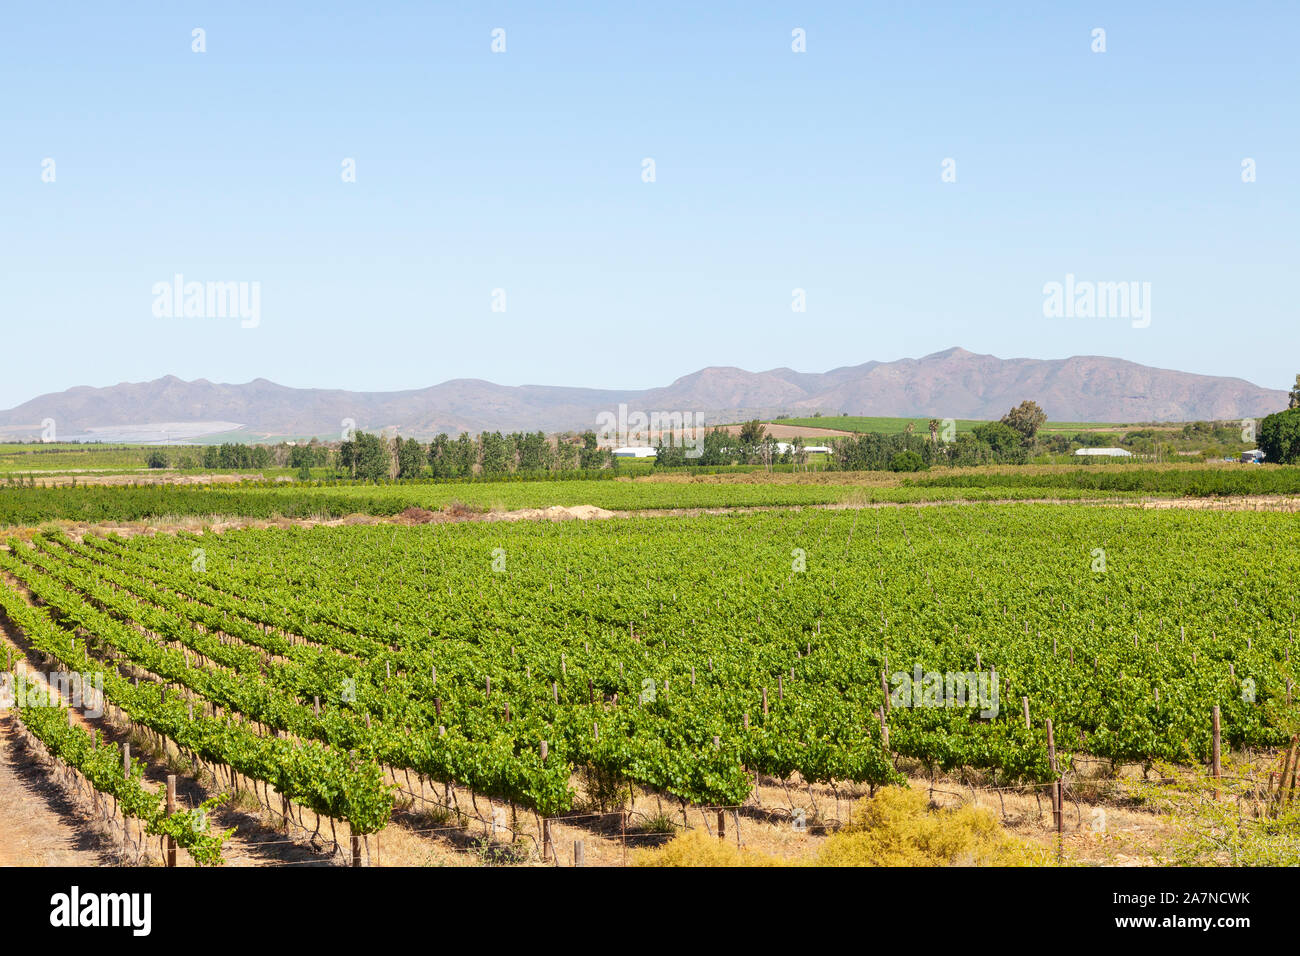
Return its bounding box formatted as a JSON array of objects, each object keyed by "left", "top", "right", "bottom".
[{"left": 0, "top": 349, "right": 1286, "bottom": 441}]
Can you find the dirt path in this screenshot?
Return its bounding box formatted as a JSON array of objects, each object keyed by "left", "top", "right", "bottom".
[{"left": 0, "top": 714, "right": 114, "bottom": 866}]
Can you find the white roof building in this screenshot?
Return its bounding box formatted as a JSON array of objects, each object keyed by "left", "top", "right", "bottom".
[
  {"left": 1074, "top": 447, "right": 1132, "bottom": 457},
  {"left": 611, "top": 446, "right": 657, "bottom": 458},
  {"left": 775, "top": 442, "right": 833, "bottom": 455}
]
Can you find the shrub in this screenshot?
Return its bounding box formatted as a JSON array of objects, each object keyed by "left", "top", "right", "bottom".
[
  {"left": 889, "top": 451, "right": 926, "bottom": 472},
  {"left": 814, "top": 787, "right": 1052, "bottom": 867},
  {"left": 631, "top": 827, "right": 780, "bottom": 867}
]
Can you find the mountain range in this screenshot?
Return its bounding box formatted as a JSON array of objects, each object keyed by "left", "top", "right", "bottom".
[{"left": 0, "top": 348, "right": 1287, "bottom": 442}]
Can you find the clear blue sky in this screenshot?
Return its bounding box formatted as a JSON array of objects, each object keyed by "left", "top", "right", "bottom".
[{"left": 2, "top": 1, "right": 1296, "bottom": 409}]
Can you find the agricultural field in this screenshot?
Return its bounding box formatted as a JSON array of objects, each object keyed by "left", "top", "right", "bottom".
[
  {"left": 3, "top": 463, "right": 1300, "bottom": 530},
  {"left": 2, "top": 492, "right": 1298, "bottom": 867},
  {"left": 773, "top": 416, "right": 1129, "bottom": 436},
  {"left": 0, "top": 443, "right": 170, "bottom": 475}
]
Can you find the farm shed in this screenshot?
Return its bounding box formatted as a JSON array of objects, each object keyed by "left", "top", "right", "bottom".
[{"left": 1074, "top": 447, "right": 1132, "bottom": 457}]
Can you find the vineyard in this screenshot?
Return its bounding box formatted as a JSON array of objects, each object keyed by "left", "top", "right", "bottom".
[
  {"left": 2, "top": 502, "right": 1296, "bottom": 864},
  {"left": 6, "top": 462, "right": 1300, "bottom": 528}
]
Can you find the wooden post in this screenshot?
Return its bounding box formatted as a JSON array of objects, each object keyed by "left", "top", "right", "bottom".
[
  {"left": 1278, "top": 736, "right": 1298, "bottom": 809},
  {"left": 313, "top": 696, "right": 320, "bottom": 717},
  {"left": 1021, "top": 697, "right": 1030, "bottom": 731},
  {"left": 538, "top": 738, "right": 552, "bottom": 855},
  {"left": 1212, "top": 705, "right": 1222, "bottom": 798},
  {"left": 761, "top": 687, "right": 768, "bottom": 717},
  {"left": 1054, "top": 779, "right": 1064, "bottom": 861},
  {"left": 122, "top": 743, "right": 131, "bottom": 859},
  {"left": 351, "top": 834, "right": 362, "bottom": 866},
  {"left": 881, "top": 671, "right": 890, "bottom": 712},
  {"left": 717, "top": 808, "right": 726, "bottom": 840},
  {"left": 1045, "top": 718, "right": 1058, "bottom": 775},
  {"left": 165, "top": 775, "right": 177, "bottom": 867},
  {"left": 573, "top": 840, "right": 584, "bottom": 867}
]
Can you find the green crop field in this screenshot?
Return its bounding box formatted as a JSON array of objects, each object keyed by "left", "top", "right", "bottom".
[
  {"left": 0, "top": 443, "right": 167, "bottom": 473},
  {"left": 3, "top": 463, "right": 1298, "bottom": 528},
  {"left": 2, "top": 503, "right": 1296, "bottom": 861},
  {"left": 2, "top": 462, "right": 1297, "bottom": 866}
]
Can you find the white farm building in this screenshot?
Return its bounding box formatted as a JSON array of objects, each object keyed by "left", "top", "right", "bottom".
[
  {"left": 611, "top": 446, "right": 657, "bottom": 458},
  {"left": 1074, "top": 447, "right": 1132, "bottom": 457},
  {"left": 775, "top": 443, "right": 833, "bottom": 455}
]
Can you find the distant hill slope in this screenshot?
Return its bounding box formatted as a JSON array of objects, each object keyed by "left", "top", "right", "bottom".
[{"left": 0, "top": 349, "right": 1286, "bottom": 441}]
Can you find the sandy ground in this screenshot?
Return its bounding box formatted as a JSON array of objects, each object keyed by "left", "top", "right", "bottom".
[
  {"left": 0, "top": 715, "right": 115, "bottom": 866},
  {"left": 360, "top": 758, "right": 1193, "bottom": 867}
]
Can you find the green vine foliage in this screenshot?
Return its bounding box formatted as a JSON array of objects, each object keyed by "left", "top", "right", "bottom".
[{"left": 15, "top": 690, "right": 235, "bottom": 864}]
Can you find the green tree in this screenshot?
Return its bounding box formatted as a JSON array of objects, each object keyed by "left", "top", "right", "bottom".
[
  {"left": 1259, "top": 408, "right": 1300, "bottom": 464},
  {"left": 344, "top": 431, "right": 390, "bottom": 482},
  {"left": 655, "top": 432, "right": 686, "bottom": 467},
  {"left": 578, "top": 431, "right": 604, "bottom": 470},
  {"left": 1289, "top": 374, "right": 1300, "bottom": 410},
  {"left": 451, "top": 432, "right": 477, "bottom": 476},
  {"left": 738, "top": 420, "right": 766, "bottom": 446},
  {"left": 479, "top": 432, "right": 512, "bottom": 475},
  {"left": 516, "top": 432, "right": 549, "bottom": 472},
  {"left": 555, "top": 435, "right": 579, "bottom": 472},
  {"left": 1000, "top": 401, "right": 1047, "bottom": 442},
  {"left": 790, "top": 436, "right": 807, "bottom": 468},
  {"left": 396, "top": 437, "right": 426, "bottom": 478},
  {"left": 697, "top": 427, "right": 734, "bottom": 466},
  {"left": 427, "top": 434, "right": 452, "bottom": 477},
  {"left": 973, "top": 421, "right": 1028, "bottom": 458}
]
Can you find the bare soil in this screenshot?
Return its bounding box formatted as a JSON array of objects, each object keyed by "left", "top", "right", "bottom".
[{"left": 0, "top": 715, "right": 115, "bottom": 866}]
